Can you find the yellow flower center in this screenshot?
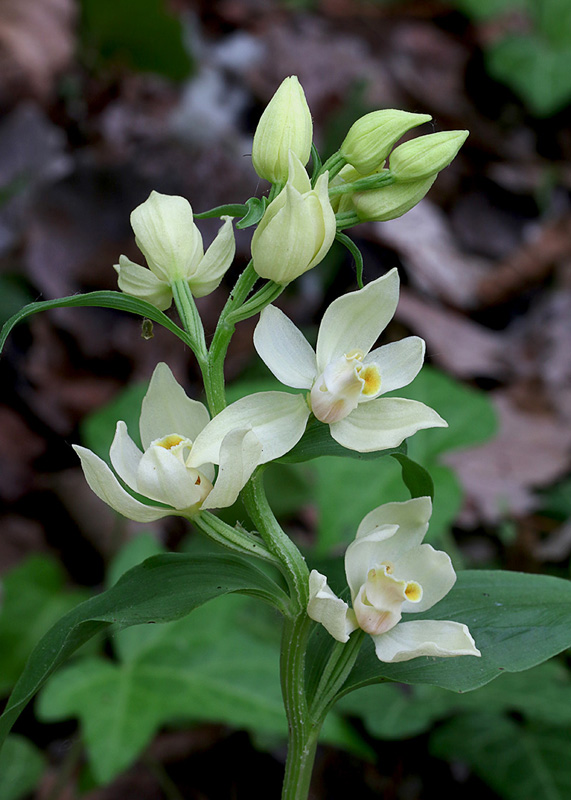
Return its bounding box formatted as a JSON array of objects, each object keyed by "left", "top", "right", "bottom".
[{"left": 157, "top": 434, "right": 184, "bottom": 450}]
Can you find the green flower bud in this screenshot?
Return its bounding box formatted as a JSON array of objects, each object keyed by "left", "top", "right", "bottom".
[
  {"left": 389, "top": 130, "right": 469, "bottom": 182},
  {"left": 251, "top": 152, "right": 336, "bottom": 284},
  {"left": 252, "top": 76, "right": 312, "bottom": 184},
  {"left": 351, "top": 175, "right": 437, "bottom": 222},
  {"left": 340, "top": 110, "right": 432, "bottom": 174}
]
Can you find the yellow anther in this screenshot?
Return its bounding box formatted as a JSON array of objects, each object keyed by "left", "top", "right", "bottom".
[
  {"left": 358, "top": 364, "right": 381, "bottom": 396},
  {"left": 405, "top": 581, "right": 422, "bottom": 602},
  {"left": 157, "top": 434, "right": 184, "bottom": 450}
]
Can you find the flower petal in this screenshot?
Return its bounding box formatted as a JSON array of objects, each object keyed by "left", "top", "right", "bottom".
[
  {"left": 253, "top": 305, "right": 317, "bottom": 389},
  {"left": 189, "top": 216, "right": 236, "bottom": 298},
  {"left": 201, "top": 428, "right": 262, "bottom": 511},
  {"left": 344, "top": 525, "right": 400, "bottom": 598},
  {"left": 363, "top": 337, "right": 425, "bottom": 398},
  {"left": 114, "top": 256, "right": 173, "bottom": 311},
  {"left": 316, "top": 269, "right": 400, "bottom": 371},
  {"left": 307, "top": 570, "right": 358, "bottom": 643},
  {"left": 139, "top": 362, "right": 210, "bottom": 450},
  {"left": 190, "top": 391, "right": 310, "bottom": 466},
  {"left": 109, "top": 421, "right": 143, "bottom": 491},
  {"left": 73, "top": 445, "right": 169, "bottom": 522},
  {"left": 136, "top": 445, "right": 203, "bottom": 510},
  {"left": 131, "top": 191, "right": 203, "bottom": 282},
  {"left": 329, "top": 397, "right": 447, "bottom": 453},
  {"left": 356, "top": 497, "right": 432, "bottom": 541},
  {"left": 371, "top": 619, "right": 481, "bottom": 663},
  {"left": 392, "top": 544, "right": 456, "bottom": 613}
]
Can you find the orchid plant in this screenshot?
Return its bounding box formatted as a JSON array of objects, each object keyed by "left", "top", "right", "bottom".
[{"left": 2, "top": 76, "right": 571, "bottom": 800}]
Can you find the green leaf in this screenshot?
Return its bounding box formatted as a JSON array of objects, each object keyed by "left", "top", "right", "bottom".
[
  {"left": 0, "top": 552, "right": 288, "bottom": 749},
  {"left": 391, "top": 453, "right": 434, "bottom": 500},
  {"left": 337, "top": 660, "right": 571, "bottom": 740},
  {"left": 0, "top": 291, "right": 192, "bottom": 355},
  {"left": 235, "top": 197, "right": 269, "bottom": 229},
  {"left": 0, "top": 556, "right": 88, "bottom": 696},
  {"left": 80, "top": 0, "right": 192, "bottom": 81},
  {"left": 430, "top": 714, "right": 571, "bottom": 800},
  {"left": 341, "top": 570, "right": 571, "bottom": 695},
  {"left": 0, "top": 275, "right": 33, "bottom": 327},
  {"left": 0, "top": 735, "right": 45, "bottom": 800},
  {"left": 487, "top": 34, "right": 571, "bottom": 117}
]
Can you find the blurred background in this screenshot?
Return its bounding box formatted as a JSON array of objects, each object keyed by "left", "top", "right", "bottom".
[{"left": 1, "top": 0, "right": 571, "bottom": 798}]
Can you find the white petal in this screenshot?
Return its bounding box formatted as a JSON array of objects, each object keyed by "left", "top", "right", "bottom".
[
  {"left": 139, "top": 362, "right": 210, "bottom": 450},
  {"left": 109, "top": 421, "right": 143, "bottom": 491},
  {"left": 363, "top": 337, "right": 425, "bottom": 398},
  {"left": 189, "top": 216, "right": 236, "bottom": 298},
  {"left": 253, "top": 305, "right": 317, "bottom": 389},
  {"left": 356, "top": 497, "right": 432, "bottom": 541},
  {"left": 131, "top": 191, "right": 203, "bottom": 282},
  {"left": 114, "top": 256, "right": 173, "bottom": 311},
  {"left": 371, "top": 620, "right": 481, "bottom": 663},
  {"left": 190, "top": 392, "right": 310, "bottom": 466},
  {"left": 316, "top": 269, "right": 400, "bottom": 371},
  {"left": 201, "top": 428, "right": 262, "bottom": 510},
  {"left": 393, "top": 544, "right": 456, "bottom": 613},
  {"left": 344, "top": 525, "right": 399, "bottom": 599},
  {"left": 307, "top": 570, "right": 358, "bottom": 643},
  {"left": 136, "top": 445, "right": 202, "bottom": 509},
  {"left": 329, "top": 397, "right": 447, "bottom": 453},
  {"left": 73, "top": 445, "right": 169, "bottom": 522}
]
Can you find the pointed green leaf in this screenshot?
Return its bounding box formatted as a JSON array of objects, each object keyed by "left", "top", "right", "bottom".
[
  {"left": 430, "top": 713, "right": 571, "bottom": 800},
  {"left": 0, "top": 291, "right": 192, "bottom": 354},
  {"left": 0, "top": 735, "right": 45, "bottom": 800},
  {"left": 0, "top": 553, "right": 288, "bottom": 749},
  {"left": 391, "top": 452, "right": 434, "bottom": 500}
]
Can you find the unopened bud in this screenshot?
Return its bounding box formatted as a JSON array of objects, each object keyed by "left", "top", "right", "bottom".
[
  {"left": 252, "top": 76, "right": 312, "bottom": 184},
  {"left": 389, "top": 130, "right": 469, "bottom": 182},
  {"left": 251, "top": 152, "right": 336, "bottom": 283},
  {"left": 351, "top": 176, "right": 437, "bottom": 222},
  {"left": 340, "top": 110, "right": 432, "bottom": 174}
]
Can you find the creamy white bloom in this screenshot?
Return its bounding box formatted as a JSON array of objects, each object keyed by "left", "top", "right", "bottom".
[
  {"left": 307, "top": 497, "right": 481, "bottom": 663},
  {"left": 253, "top": 268, "right": 446, "bottom": 453},
  {"left": 73, "top": 363, "right": 264, "bottom": 520},
  {"left": 115, "top": 191, "right": 235, "bottom": 309}
]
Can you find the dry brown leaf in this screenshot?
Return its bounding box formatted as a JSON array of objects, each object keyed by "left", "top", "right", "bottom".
[
  {"left": 445, "top": 390, "right": 571, "bottom": 525},
  {"left": 396, "top": 288, "right": 507, "bottom": 379},
  {"left": 372, "top": 200, "right": 491, "bottom": 307},
  {"left": 0, "top": 0, "right": 76, "bottom": 105}
]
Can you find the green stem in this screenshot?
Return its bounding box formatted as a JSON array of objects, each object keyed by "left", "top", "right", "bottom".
[
  {"left": 194, "top": 203, "right": 248, "bottom": 220},
  {"left": 281, "top": 614, "right": 322, "bottom": 800},
  {"left": 225, "top": 280, "right": 285, "bottom": 326},
  {"left": 309, "top": 630, "right": 364, "bottom": 723},
  {"left": 192, "top": 510, "right": 284, "bottom": 568},
  {"left": 205, "top": 261, "right": 258, "bottom": 414},
  {"left": 242, "top": 470, "right": 309, "bottom": 610},
  {"left": 316, "top": 151, "right": 346, "bottom": 183},
  {"left": 328, "top": 171, "right": 395, "bottom": 196}
]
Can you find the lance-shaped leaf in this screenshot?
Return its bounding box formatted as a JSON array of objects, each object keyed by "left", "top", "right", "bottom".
[
  {"left": 0, "top": 291, "right": 193, "bottom": 355},
  {"left": 0, "top": 552, "right": 288, "bottom": 750}
]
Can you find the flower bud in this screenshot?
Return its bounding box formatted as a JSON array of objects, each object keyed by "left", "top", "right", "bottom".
[
  {"left": 252, "top": 76, "right": 312, "bottom": 184},
  {"left": 389, "top": 130, "right": 469, "bottom": 182},
  {"left": 351, "top": 175, "right": 437, "bottom": 222},
  {"left": 251, "top": 152, "right": 336, "bottom": 284},
  {"left": 115, "top": 191, "right": 235, "bottom": 308},
  {"left": 340, "top": 110, "right": 431, "bottom": 174}
]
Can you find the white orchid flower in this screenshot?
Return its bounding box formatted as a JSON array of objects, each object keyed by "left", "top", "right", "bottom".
[
  {"left": 115, "top": 191, "right": 235, "bottom": 310},
  {"left": 253, "top": 268, "right": 446, "bottom": 453},
  {"left": 308, "top": 497, "right": 481, "bottom": 663},
  {"left": 73, "top": 363, "right": 264, "bottom": 521}
]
